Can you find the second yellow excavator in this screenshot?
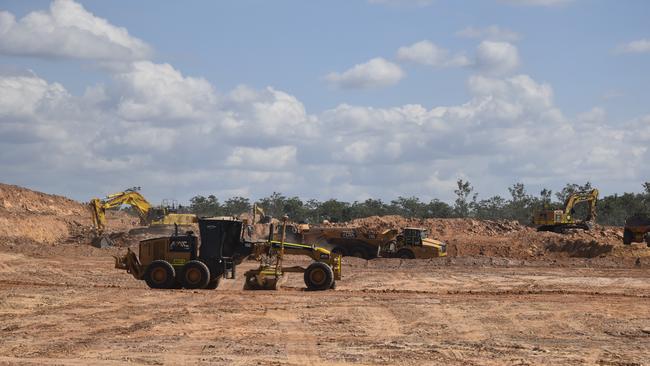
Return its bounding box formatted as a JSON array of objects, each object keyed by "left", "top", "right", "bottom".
[
  {"left": 89, "top": 187, "right": 197, "bottom": 234},
  {"left": 533, "top": 189, "right": 599, "bottom": 233}
]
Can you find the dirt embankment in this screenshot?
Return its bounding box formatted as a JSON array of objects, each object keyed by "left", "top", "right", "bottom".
[
  {"left": 2, "top": 183, "right": 649, "bottom": 262},
  {"left": 0, "top": 183, "right": 136, "bottom": 244},
  {"left": 331, "top": 215, "right": 650, "bottom": 260}
]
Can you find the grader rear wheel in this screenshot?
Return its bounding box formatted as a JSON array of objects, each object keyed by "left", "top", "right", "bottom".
[
  {"left": 181, "top": 261, "right": 210, "bottom": 289},
  {"left": 204, "top": 277, "right": 221, "bottom": 290},
  {"left": 144, "top": 260, "right": 176, "bottom": 289}
]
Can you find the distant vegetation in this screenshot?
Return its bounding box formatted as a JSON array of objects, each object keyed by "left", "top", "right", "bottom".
[{"left": 185, "top": 181, "right": 650, "bottom": 227}]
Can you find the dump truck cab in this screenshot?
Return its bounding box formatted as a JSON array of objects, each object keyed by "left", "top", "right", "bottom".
[{"left": 392, "top": 227, "right": 447, "bottom": 259}]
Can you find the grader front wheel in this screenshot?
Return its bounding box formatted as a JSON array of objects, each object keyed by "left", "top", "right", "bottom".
[{"left": 304, "top": 262, "right": 334, "bottom": 291}]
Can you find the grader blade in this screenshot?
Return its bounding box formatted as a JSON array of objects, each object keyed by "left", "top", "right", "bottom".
[{"left": 243, "top": 270, "right": 284, "bottom": 290}]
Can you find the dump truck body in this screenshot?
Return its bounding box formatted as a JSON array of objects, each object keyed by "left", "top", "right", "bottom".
[
  {"left": 623, "top": 214, "right": 650, "bottom": 246},
  {"left": 281, "top": 225, "right": 446, "bottom": 259}
]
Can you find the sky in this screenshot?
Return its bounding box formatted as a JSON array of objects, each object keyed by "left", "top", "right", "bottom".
[{"left": 0, "top": 0, "right": 649, "bottom": 204}]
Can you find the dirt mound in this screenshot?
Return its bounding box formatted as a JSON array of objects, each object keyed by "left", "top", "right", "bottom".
[
  {"left": 0, "top": 183, "right": 136, "bottom": 244},
  {"left": 329, "top": 215, "right": 650, "bottom": 260}
]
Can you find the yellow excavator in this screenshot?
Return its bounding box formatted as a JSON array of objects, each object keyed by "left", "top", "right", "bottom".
[
  {"left": 533, "top": 189, "right": 599, "bottom": 233},
  {"left": 89, "top": 187, "right": 197, "bottom": 246}
]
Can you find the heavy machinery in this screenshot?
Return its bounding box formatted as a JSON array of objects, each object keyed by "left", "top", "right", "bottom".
[
  {"left": 89, "top": 187, "right": 197, "bottom": 232},
  {"left": 280, "top": 224, "right": 447, "bottom": 259},
  {"left": 623, "top": 214, "right": 650, "bottom": 246},
  {"left": 114, "top": 217, "right": 341, "bottom": 291},
  {"left": 533, "top": 189, "right": 599, "bottom": 233}
]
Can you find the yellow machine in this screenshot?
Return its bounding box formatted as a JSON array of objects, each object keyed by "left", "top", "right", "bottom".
[
  {"left": 280, "top": 224, "right": 447, "bottom": 260},
  {"left": 623, "top": 214, "right": 650, "bottom": 246},
  {"left": 114, "top": 217, "right": 341, "bottom": 291},
  {"left": 533, "top": 189, "right": 599, "bottom": 233},
  {"left": 89, "top": 187, "right": 197, "bottom": 232}
]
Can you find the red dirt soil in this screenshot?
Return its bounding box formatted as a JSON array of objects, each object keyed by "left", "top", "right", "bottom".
[{"left": 0, "top": 184, "right": 649, "bottom": 365}]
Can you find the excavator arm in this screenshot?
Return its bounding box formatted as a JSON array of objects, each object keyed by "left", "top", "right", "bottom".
[
  {"left": 563, "top": 189, "right": 599, "bottom": 222},
  {"left": 89, "top": 188, "right": 152, "bottom": 232}
]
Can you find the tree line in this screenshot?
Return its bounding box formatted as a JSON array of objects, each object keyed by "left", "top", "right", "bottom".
[{"left": 183, "top": 181, "right": 650, "bottom": 226}]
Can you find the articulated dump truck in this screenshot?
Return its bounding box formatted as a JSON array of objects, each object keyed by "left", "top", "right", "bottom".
[
  {"left": 623, "top": 214, "right": 650, "bottom": 246},
  {"left": 281, "top": 224, "right": 447, "bottom": 260},
  {"left": 114, "top": 217, "right": 341, "bottom": 291}
]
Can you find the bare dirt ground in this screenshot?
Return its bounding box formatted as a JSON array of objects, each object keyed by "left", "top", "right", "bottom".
[{"left": 1, "top": 184, "right": 649, "bottom": 365}]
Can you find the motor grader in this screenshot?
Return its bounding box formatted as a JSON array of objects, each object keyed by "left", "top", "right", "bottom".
[{"left": 114, "top": 217, "right": 341, "bottom": 291}]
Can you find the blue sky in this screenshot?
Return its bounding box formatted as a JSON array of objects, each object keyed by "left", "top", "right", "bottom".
[{"left": 0, "top": 0, "right": 649, "bottom": 204}]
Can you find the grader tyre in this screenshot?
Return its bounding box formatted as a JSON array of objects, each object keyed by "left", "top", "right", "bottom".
[
  {"left": 144, "top": 260, "right": 176, "bottom": 289},
  {"left": 304, "top": 262, "right": 334, "bottom": 291},
  {"left": 204, "top": 277, "right": 221, "bottom": 290},
  {"left": 181, "top": 260, "right": 210, "bottom": 289}
]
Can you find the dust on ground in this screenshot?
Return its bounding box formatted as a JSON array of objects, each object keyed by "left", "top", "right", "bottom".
[{"left": 0, "top": 184, "right": 649, "bottom": 365}]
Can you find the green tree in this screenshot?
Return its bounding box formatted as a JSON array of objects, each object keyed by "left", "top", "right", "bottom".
[
  {"left": 425, "top": 199, "right": 453, "bottom": 218},
  {"left": 454, "top": 179, "right": 475, "bottom": 218},
  {"left": 222, "top": 197, "right": 251, "bottom": 215},
  {"left": 189, "top": 195, "right": 221, "bottom": 216}
]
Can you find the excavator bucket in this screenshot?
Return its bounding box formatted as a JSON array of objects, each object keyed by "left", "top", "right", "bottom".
[{"left": 91, "top": 234, "right": 114, "bottom": 248}]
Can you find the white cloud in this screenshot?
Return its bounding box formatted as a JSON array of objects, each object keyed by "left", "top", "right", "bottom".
[
  {"left": 616, "top": 39, "right": 650, "bottom": 54},
  {"left": 325, "top": 57, "right": 405, "bottom": 89},
  {"left": 1, "top": 0, "right": 648, "bottom": 204},
  {"left": 0, "top": 0, "right": 151, "bottom": 61},
  {"left": 499, "top": 0, "right": 574, "bottom": 6},
  {"left": 2, "top": 66, "right": 648, "bottom": 203},
  {"left": 475, "top": 41, "right": 520, "bottom": 75},
  {"left": 112, "top": 61, "right": 217, "bottom": 121},
  {"left": 226, "top": 146, "right": 297, "bottom": 169},
  {"left": 396, "top": 40, "right": 470, "bottom": 67},
  {"left": 456, "top": 25, "right": 522, "bottom": 42}
]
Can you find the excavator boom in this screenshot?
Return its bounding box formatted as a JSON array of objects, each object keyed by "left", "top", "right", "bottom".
[{"left": 89, "top": 188, "right": 152, "bottom": 232}]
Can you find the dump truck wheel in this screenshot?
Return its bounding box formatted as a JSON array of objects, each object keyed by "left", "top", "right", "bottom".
[
  {"left": 397, "top": 249, "right": 415, "bottom": 259},
  {"left": 144, "top": 260, "right": 176, "bottom": 289},
  {"left": 623, "top": 229, "right": 633, "bottom": 245},
  {"left": 181, "top": 260, "right": 210, "bottom": 289},
  {"left": 304, "top": 262, "right": 334, "bottom": 291},
  {"left": 330, "top": 281, "right": 337, "bottom": 290},
  {"left": 204, "top": 277, "right": 221, "bottom": 290},
  {"left": 645, "top": 233, "right": 650, "bottom": 247},
  {"left": 330, "top": 247, "right": 346, "bottom": 256},
  {"left": 351, "top": 247, "right": 368, "bottom": 259}
]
